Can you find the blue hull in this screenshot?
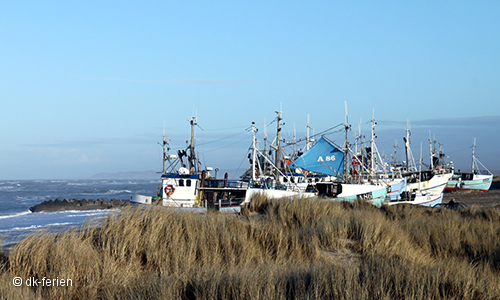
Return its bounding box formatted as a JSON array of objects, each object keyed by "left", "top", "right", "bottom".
[
  {"left": 333, "top": 186, "right": 388, "bottom": 207},
  {"left": 445, "top": 175, "right": 493, "bottom": 192}
]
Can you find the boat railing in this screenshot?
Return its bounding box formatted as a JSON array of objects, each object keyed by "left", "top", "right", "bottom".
[{"left": 203, "top": 179, "right": 249, "bottom": 189}]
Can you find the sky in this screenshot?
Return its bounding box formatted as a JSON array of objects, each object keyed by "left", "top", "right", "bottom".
[{"left": 1, "top": 1, "right": 499, "bottom": 180}]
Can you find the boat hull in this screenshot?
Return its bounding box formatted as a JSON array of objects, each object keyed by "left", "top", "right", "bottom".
[
  {"left": 316, "top": 183, "right": 388, "bottom": 207},
  {"left": 445, "top": 174, "right": 493, "bottom": 192},
  {"left": 406, "top": 172, "right": 453, "bottom": 195},
  {"left": 130, "top": 194, "right": 155, "bottom": 205},
  {"left": 243, "top": 188, "right": 304, "bottom": 204},
  {"left": 385, "top": 179, "right": 407, "bottom": 202},
  {"left": 387, "top": 193, "right": 443, "bottom": 207}
]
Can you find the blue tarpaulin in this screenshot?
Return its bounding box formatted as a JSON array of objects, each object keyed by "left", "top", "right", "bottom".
[{"left": 293, "top": 137, "right": 345, "bottom": 177}]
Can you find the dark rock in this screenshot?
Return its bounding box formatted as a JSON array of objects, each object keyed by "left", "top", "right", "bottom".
[{"left": 29, "top": 198, "right": 130, "bottom": 213}]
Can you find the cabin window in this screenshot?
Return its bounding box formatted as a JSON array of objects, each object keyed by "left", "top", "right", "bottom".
[
  {"left": 186, "top": 180, "right": 191, "bottom": 187},
  {"left": 179, "top": 179, "right": 184, "bottom": 187}
]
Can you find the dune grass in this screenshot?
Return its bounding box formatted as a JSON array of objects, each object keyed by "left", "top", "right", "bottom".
[{"left": 1, "top": 196, "right": 500, "bottom": 299}]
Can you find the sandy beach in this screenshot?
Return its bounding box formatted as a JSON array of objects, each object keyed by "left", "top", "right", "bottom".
[{"left": 442, "top": 175, "right": 500, "bottom": 209}]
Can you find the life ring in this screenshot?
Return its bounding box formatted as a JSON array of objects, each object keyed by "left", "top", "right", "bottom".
[{"left": 165, "top": 185, "right": 175, "bottom": 196}]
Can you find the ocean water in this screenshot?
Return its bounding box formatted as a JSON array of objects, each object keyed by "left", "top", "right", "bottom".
[{"left": 0, "top": 179, "right": 159, "bottom": 246}]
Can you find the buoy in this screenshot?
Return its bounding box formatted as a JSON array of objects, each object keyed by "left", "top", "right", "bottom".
[{"left": 165, "top": 185, "right": 175, "bottom": 196}]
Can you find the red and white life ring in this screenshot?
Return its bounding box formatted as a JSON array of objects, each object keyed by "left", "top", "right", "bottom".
[{"left": 165, "top": 185, "right": 175, "bottom": 196}]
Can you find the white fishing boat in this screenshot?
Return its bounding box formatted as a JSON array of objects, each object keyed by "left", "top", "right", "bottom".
[
  {"left": 131, "top": 117, "right": 247, "bottom": 213},
  {"left": 386, "top": 122, "right": 453, "bottom": 206},
  {"left": 386, "top": 191, "right": 444, "bottom": 207}
]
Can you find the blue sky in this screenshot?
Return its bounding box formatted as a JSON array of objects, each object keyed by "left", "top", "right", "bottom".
[{"left": 1, "top": 1, "right": 499, "bottom": 180}]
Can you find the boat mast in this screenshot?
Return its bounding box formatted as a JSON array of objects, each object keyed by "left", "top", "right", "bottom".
[
  {"left": 343, "top": 102, "right": 350, "bottom": 182},
  {"left": 251, "top": 122, "right": 258, "bottom": 181},
  {"left": 370, "top": 108, "right": 377, "bottom": 181},
  {"left": 353, "top": 119, "right": 362, "bottom": 183},
  {"left": 274, "top": 110, "right": 283, "bottom": 180},
  {"left": 419, "top": 142, "right": 423, "bottom": 189},
  {"left": 263, "top": 119, "right": 268, "bottom": 174},
  {"left": 188, "top": 116, "right": 197, "bottom": 173},
  {"left": 404, "top": 119, "right": 411, "bottom": 172},
  {"left": 429, "top": 130, "right": 437, "bottom": 169},
  {"left": 472, "top": 137, "right": 477, "bottom": 173},
  {"left": 293, "top": 124, "right": 297, "bottom": 159},
  {"left": 160, "top": 122, "right": 170, "bottom": 174},
  {"left": 392, "top": 139, "right": 398, "bottom": 179},
  {"left": 306, "top": 114, "right": 311, "bottom": 151}
]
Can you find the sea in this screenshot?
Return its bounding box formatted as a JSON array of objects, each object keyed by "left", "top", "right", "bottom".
[{"left": 0, "top": 179, "right": 159, "bottom": 247}]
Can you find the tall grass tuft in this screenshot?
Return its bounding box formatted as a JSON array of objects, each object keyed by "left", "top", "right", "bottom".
[{"left": 1, "top": 197, "right": 500, "bottom": 299}]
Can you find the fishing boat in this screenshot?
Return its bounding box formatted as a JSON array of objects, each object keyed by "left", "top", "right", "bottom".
[
  {"left": 131, "top": 117, "right": 247, "bottom": 213},
  {"left": 385, "top": 122, "right": 453, "bottom": 207},
  {"left": 348, "top": 109, "right": 408, "bottom": 204},
  {"left": 292, "top": 136, "right": 387, "bottom": 207},
  {"left": 236, "top": 119, "right": 312, "bottom": 203},
  {"left": 445, "top": 138, "right": 493, "bottom": 192},
  {"left": 131, "top": 117, "right": 309, "bottom": 213},
  {"left": 242, "top": 108, "right": 387, "bottom": 206},
  {"left": 358, "top": 109, "right": 407, "bottom": 203}
]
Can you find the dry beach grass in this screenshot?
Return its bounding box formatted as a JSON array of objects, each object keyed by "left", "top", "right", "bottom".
[{"left": 1, "top": 192, "right": 500, "bottom": 299}]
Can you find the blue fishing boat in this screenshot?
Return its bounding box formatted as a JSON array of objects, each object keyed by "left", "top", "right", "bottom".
[
  {"left": 445, "top": 138, "right": 493, "bottom": 192},
  {"left": 445, "top": 173, "right": 493, "bottom": 192}
]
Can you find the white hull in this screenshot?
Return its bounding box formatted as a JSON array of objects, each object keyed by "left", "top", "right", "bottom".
[
  {"left": 387, "top": 192, "right": 443, "bottom": 207},
  {"left": 242, "top": 187, "right": 307, "bottom": 205},
  {"left": 130, "top": 194, "right": 154, "bottom": 205},
  {"left": 406, "top": 172, "right": 453, "bottom": 195}
]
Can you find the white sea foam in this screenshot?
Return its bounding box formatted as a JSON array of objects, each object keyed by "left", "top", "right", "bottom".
[
  {"left": 107, "top": 189, "right": 133, "bottom": 194},
  {"left": 0, "top": 210, "right": 31, "bottom": 220},
  {"left": 67, "top": 209, "right": 120, "bottom": 218},
  {"left": 0, "top": 222, "right": 77, "bottom": 232}
]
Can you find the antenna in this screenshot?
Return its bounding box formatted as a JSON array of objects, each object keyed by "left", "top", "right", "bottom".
[{"left": 344, "top": 101, "right": 348, "bottom": 126}]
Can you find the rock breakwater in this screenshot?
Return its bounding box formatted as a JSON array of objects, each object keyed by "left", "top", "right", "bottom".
[{"left": 29, "top": 198, "right": 130, "bottom": 213}]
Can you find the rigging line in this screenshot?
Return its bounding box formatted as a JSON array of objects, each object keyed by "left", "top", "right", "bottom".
[
  {"left": 230, "top": 142, "right": 254, "bottom": 180},
  {"left": 284, "top": 124, "right": 344, "bottom": 146},
  {"left": 196, "top": 130, "right": 248, "bottom": 147},
  {"left": 446, "top": 147, "right": 472, "bottom": 155},
  {"left": 202, "top": 124, "right": 250, "bottom": 131},
  {"left": 312, "top": 123, "right": 344, "bottom": 138},
  {"left": 201, "top": 135, "right": 250, "bottom": 154}
]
